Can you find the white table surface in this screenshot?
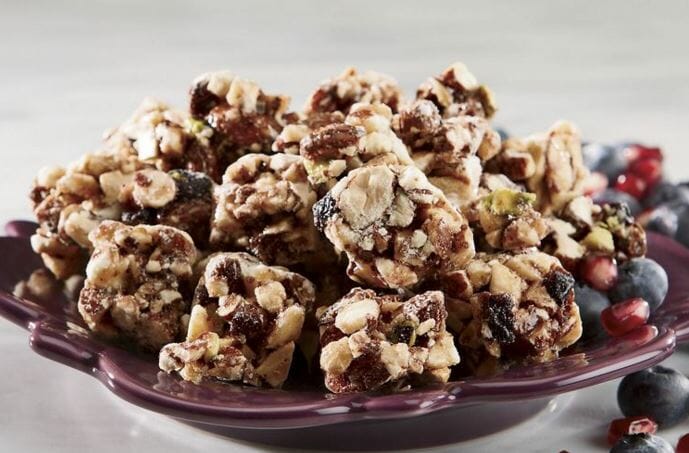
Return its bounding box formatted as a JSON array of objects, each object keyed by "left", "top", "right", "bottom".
[{"left": 2, "top": 1, "right": 689, "bottom": 451}]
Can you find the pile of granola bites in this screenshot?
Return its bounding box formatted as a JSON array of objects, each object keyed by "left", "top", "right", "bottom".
[{"left": 29, "top": 62, "right": 648, "bottom": 393}]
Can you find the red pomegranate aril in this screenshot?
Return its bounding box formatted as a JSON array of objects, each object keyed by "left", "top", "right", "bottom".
[
  {"left": 615, "top": 173, "right": 647, "bottom": 199},
  {"left": 677, "top": 433, "right": 689, "bottom": 453},
  {"left": 583, "top": 171, "right": 609, "bottom": 197},
  {"left": 607, "top": 416, "right": 658, "bottom": 446},
  {"left": 601, "top": 298, "right": 650, "bottom": 337},
  {"left": 579, "top": 255, "right": 618, "bottom": 291},
  {"left": 625, "top": 144, "right": 663, "bottom": 163},
  {"left": 629, "top": 157, "right": 662, "bottom": 187}
]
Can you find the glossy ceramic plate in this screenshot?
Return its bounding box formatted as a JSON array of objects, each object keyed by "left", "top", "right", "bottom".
[{"left": 2, "top": 220, "right": 689, "bottom": 449}]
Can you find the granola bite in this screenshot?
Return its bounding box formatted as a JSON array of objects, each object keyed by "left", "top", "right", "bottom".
[
  {"left": 210, "top": 153, "right": 328, "bottom": 267},
  {"left": 498, "top": 121, "right": 589, "bottom": 215},
  {"left": 159, "top": 252, "right": 315, "bottom": 387},
  {"left": 300, "top": 103, "right": 413, "bottom": 192},
  {"left": 107, "top": 97, "right": 223, "bottom": 182},
  {"left": 474, "top": 188, "right": 551, "bottom": 252},
  {"left": 304, "top": 67, "right": 403, "bottom": 117},
  {"left": 30, "top": 145, "right": 148, "bottom": 279},
  {"left": 313, "top": 164, "right": 475, "bottom": 289},
  {"left": 416, "top": 62, "right": 497, "bottom": 119},
  {"left": 542, "top": 200, "right": 647, "bottom": 269},
  {"left": 188, "top": 71, "right": 291, "bottom": 166},
  {"left": 318, "top": 288, "right": 459, "bottom": 393},
  {"left": 119, "top": 169, "right": 214, "bottom": 248},
  {"left": 442, "top": 250, "right": 582, "bottom": 370},
  {"left": 392, "top": 100, "right": 502, "bottom": 207},
  {"left": 77, "top": 221, "right": 197, "bottom": 351}
]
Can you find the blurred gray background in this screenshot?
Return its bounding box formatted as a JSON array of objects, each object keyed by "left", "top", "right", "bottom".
[
  {"left": 0, "top": 2, "right": 688, "bottom": 452},
  {"left": 1, "top": 0, "right": 688, "bottom": 223}
]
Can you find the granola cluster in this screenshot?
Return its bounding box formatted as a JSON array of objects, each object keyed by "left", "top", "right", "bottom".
[
  {"left": 300, "top": 103, "right": 413, "bottom": 192},
  {"left": 318, "top": 288, "right": 459, "bottom": 392},
  {"left": 29, "top": 61, "right": 653, "bottom": 393},
  {"left": 159, "top": 252, "right": 314, "bottom": 387},
  {"left": 442, "top": 250, "right": 582, "bottom": 374},
  {"left": 77, "top": 221, "right": 197, "bottom": 351},
  {"left": 313, "top": 164, "right": 474, "bottom": 289}
]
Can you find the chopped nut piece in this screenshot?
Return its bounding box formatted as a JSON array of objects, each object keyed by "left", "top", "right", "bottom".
[
  {"left": 78, "top": 221, "right": 197, "bottom": 351},
  {"left": 159, "top": 252, "right": 315, "bottom": 388},
  {"left": 318, "top": 288, "right": 459, "bottom": 393},
  {"left": 305, "top": 67, "right": 403, "bottom": 117},
  {"left": 314, "top": 164, "right": 474, "bottom": 289},
  {"left": 210, "top": 153, "right": 330, "bottom": 267},
  {"left": 416, "top": 62, "right": 497, "bottom": 119}
]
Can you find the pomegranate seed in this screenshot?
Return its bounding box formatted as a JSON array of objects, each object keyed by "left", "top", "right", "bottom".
[
  {"left": 607, "top": 416, "right": 658, "bottom": 446},
  {"left": 601, "top": 298, "right": 650, "bottom": 337},
  {"left": 629, "top": 158, "right": 662, "bottom": 187},
  {"left": 583, "top": 172, "right": 609, "bottom": 196},
  {"left": 625, "top": 144, "right": 663, "bottom": 163},
  {"left": 579, "top": 255, "right": 618, "bottom": 291},
  {"left": 615, "top": 173, "right": 647, "bottom": 199},
  {"left": 677, "top": 433, "right": 689, "bottom": 453}
]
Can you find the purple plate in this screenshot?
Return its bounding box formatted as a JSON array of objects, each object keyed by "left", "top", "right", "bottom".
[{"left": 1, "top": 221, "right": 688, "bottom": 450}]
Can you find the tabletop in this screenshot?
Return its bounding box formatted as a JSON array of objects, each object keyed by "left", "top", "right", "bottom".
[{"left": 1, "top": 1, "right": 689, "bottom": 451}]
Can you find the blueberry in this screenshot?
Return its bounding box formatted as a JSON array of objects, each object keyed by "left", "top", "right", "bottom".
[
  {"left": 617, "top": 365, "right": 689, "bottom": 427},
  {"left": 643, "top": 181, "right": 689, "bottom": 209},
  {"left": 582, "top": 142, "right": 613, "bottom": 171},
  {"left": 495, "top": 127, "right": 509, "bottom": 141},
  {"left": 610, "top": 433, "right": 674, "bottom": 453},
  {"left": 586, "top": 143, "right": 627, "bottom": 180},
  {"left": 573, "top": 282, "right": 610, "bottom": 340},
  {"left": 609, "top": 258, "right": 668, "bottom": 312},
  {"left": 594, "top": 189, "right": 642, "bottom": 216},
  {"left": 644, "top": 202, "right": 687, "bottom": 237},
  {"left": 675, "top": 207, "right": 689, "bottom": 248}
]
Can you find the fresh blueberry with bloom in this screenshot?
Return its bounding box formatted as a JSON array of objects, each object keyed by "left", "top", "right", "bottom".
[
  {"left": 573, "top": 282, "right": 609, "bottom": 341},
  {"left": 609, "top": 258, "right": 668, "bottom": 312},
  {"left": 617, "top": 366, "right": 689, "bottom": 428}
]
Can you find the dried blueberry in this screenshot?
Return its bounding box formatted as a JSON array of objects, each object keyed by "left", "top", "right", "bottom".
[
  {"left": 610, "top": 433, "right": 673, "bottom": 453},
  {"left": 169, "top": 169, "right": 213, "bottom": 201},
  {"left": 484, "top": 293, "right": 515, "bottom": 344},
  {"left": 643, "top": 181, "right": 689, "bottom": 209},
  {"left": 618, "top": 366, "right": 689, "bottom": 428},
  {"left": 313, "top": 193, "right": 339, "bottom": 232},
  {"left": 609, "top": 258, "right": 668, "bottom": 312},
  {"left": 543, "top": 269, "right": 575, "bottom": 306}
]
